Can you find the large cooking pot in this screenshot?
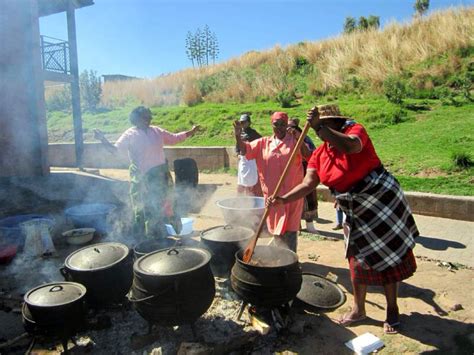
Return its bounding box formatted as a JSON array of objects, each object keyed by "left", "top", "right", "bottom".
[
  {"left": 200, "top": 225, "right": 254, "bottom": 277},
  {"left": 231, "top": 245, "right": 302, "bottom": 307},
  {"left": 133, "top": 237, "right": 181, "bottom": 260},
  {"left": 130, "top": 247, "right": 215, "bottom": 325},
  {"left": 23, "top": 282, "right": 87, "bottom": 327},
  {"left": 61, "top": 242, "right": 133, "bottom": 305}
]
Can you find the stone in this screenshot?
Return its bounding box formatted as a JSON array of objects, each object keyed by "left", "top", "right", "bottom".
[
  {"left": 450, "top": 303, "right": 463, "bottom": 311},
  {"left": 150, "top": 347, "right": 163, "bottom": 355},
  {"left": 177, "top": 342, "right": 214, "bottom": 355}
]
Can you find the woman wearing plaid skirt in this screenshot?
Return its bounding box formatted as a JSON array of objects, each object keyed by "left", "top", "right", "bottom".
[{"left": 268, "top": 104, "right": 419, "bottom": 334}]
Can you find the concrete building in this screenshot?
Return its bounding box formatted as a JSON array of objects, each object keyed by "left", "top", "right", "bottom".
[{"left": 0, "top": 0, "right": 93, "bottom": 177}]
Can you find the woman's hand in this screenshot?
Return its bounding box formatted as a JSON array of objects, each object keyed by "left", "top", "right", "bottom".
[
  {"left": 287, "top": 126, "right": 301, "bottom": 140},
  {"left": 233, "top": 120, "right": 243, "bottom": 137},
  {"left": 266, "top": 196, "right": 286, "bottom": 208},
  {"left": 306, "top": 106, "right": 322, "bottom": 130},
  {"left": 189, "top": 125, "right": 200, "bottom": 136}
]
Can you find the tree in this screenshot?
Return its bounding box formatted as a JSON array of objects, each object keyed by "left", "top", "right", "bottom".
[
  {"left": 367, "top": 15, "right": 380, "bottom": 30},
  {"left": 79, "top": 69, "right": 102, "bottom": 112},
  {"left": 358, "top": 16, "right": 369, "bottom": 31},
  {"left": 185, "top": 25, "right": 219, "bottom": 67},
  {"left": 185, "top": 31, "right": 195, "bottom": 67},
  {"left": 209, "top": 31, "right": 219, "bottom": 64},
  {"left": 343, "top": 17, "right": 357, "bottom": 34},
  {"left": 414, "top": 0, "right": 430, "bottom": 16}
]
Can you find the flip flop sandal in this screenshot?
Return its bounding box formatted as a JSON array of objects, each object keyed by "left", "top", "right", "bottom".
[
  {"left": 383, "top": 321, "right": 400, "bottom": 334},
  {"left": 336, "top": 314, "right": 367, "bottom": 326}
]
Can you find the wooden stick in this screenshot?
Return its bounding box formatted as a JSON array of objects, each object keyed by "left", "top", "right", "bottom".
[
  {"left": 243, "top": 121, "right": 311, "bottom": 263},
  {"left": 0, "top": 333, "right": 29, "bottom": 350}
]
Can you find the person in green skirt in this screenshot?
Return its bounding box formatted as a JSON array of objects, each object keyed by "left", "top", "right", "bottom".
[{"left": 94, "top": 106, "right": 199, "bottom": 238}]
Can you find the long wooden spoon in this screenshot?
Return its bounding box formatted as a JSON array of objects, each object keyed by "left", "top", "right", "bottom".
[{"left": 242, "top": 121, "right": 311, "bottom": 263}]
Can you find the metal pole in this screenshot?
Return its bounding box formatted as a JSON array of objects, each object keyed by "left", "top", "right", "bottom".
[{"left": 67, "top": 1, "right": 84, "bottom": 169}]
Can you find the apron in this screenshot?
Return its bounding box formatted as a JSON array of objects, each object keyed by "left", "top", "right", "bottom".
[{"left": 237, "top": 155, "right": 258, "bottom": 187}]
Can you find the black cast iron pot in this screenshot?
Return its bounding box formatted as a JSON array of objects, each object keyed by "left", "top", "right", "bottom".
[
  {"left": 231, "top": 245, "right": 302, "bottom": 307},
  {"left": 133, "top": 237, "right": 181, "bottom": 260},
  {"left": 130, "top": 247, "right": 215, "bottom": 325},
  {"left": 23, "top": 282, "right": 87, "bottom": 327},
  {"left": 61, "top": 242, "right": 133, "bottom": 305},
  {"left": 200, "top": 225, "right": 254, "bottom": 277}
]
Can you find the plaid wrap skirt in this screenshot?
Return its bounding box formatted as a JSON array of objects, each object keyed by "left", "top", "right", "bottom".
[{"left": 349, "top": 248, "right": 417, "bottom": 286}]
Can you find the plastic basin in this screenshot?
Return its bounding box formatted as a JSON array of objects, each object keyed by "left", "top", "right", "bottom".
[
  {"left": 64, "top": 203, "right": 116, "bottom": 233},
  {"left": 216, "top": 197, "right": 265, "bottom": 229},
  {"left": 0, "top": 214, "right": 54, "bottom": 251},
  {"left": 165, "top": 217, "right": 194, "bottom": 236},
  {"left": 62, "top": 228, "right": 96, "bottom": 245}
]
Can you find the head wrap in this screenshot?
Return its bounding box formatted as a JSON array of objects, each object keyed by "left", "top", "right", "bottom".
[{"left": 271, "top": 112, "right": 289, "bottom": 124}]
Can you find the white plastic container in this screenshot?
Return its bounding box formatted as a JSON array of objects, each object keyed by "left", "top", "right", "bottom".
[
  {"left": 62, "top": 228, "right": 95, "bottom": 245},
  {"left": 165, "top": 217, "right": 194, "bottom": 236}
]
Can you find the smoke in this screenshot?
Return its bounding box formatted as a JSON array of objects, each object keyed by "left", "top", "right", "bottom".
[{"left": 215, "top": 196, "right": 265, "bottom": 231}]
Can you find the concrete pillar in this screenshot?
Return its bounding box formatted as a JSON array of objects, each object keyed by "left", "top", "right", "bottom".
[
  {"left": 0, "top": 0, "right": 49, "bottom": 176},
  {"left": 67, "top": 3, "right": 84, "bottom": 169}
]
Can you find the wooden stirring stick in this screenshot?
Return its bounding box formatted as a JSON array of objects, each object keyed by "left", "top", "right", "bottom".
[{"left": 242, "top": 121, "right": 311, "bottom": 263}]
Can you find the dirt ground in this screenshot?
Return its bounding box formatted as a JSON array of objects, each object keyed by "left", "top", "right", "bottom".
[
  {"left": 0, "top": 170, "right": 472, "bottom": 354},
  {"left": 99, "top": 170, "right": 474, "bottom": 354}
]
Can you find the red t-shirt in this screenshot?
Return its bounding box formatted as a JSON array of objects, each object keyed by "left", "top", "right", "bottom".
[{"left": 307, "top": 123, "right": 381, "bottom": 192}]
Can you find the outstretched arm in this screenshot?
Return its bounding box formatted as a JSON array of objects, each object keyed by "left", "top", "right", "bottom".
[
  {"left": 94, "top": 129, "right": 117, "bottom": 154},
  {"left": 185, "top": 125, "right": 200, "bottom": 138},
  {"left": 233, "top": 120, "right": 247, "bottom": 155}
]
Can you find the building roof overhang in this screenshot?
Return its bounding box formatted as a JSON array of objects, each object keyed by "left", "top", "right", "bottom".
[{"left": 38, "top": 0, "right": 94, "bottom": 17}]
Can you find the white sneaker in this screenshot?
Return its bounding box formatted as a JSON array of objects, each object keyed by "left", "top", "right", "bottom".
[{"left": 305, "top": 221, "right": 318, "bottom": 234}]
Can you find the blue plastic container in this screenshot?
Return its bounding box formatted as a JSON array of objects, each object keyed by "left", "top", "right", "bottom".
[
  {"left": 64, "top": 203, "right": 116, "bottom": 234},
  {"left": 0, "top": 214, "right": 54, "bottom": 251}
]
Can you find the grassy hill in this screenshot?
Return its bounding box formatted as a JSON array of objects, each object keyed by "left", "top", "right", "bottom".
[{"left": 45, "top": 7, "right": 474, "bottom": 196}]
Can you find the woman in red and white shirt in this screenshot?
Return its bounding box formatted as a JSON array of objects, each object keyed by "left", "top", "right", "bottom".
[{"left": 267, "top": 104, "right": 418, "bottom": 334}]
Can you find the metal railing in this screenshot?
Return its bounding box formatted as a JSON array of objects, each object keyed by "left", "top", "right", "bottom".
[{"left": 40, "top": 35, "right": 70, "bottom": 74}]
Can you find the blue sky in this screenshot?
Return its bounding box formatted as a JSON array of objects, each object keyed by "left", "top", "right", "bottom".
[{"left": 40, "top": 0, "right": 473, "bottom": 78}]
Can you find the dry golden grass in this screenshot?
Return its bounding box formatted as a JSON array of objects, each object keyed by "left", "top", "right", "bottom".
[{"left": 101, "top": 7, "right": 473, "bottom": 107}]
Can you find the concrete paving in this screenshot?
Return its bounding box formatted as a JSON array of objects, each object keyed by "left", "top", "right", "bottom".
[
  {"left": 193, "top": 173, "right": 474, "bottom": 268},
  {"left": 312, "top": 202, "right": 474, "bottom": 268}
]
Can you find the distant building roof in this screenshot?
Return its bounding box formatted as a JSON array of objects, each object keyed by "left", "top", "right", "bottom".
[
  {"left": 38, "top": 0, "right": 94, "bottom": 17},
  {"left": 102, "top": 74, "right": 140, "bottom": 83}
]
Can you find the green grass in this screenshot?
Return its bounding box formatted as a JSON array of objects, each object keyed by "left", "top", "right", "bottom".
[{"left": 46, "top": 96, "right": 474, "bottom": 196}]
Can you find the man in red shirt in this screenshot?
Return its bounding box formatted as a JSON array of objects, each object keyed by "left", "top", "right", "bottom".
[{"left": 267, "top": 104, "right": 418, "bottom": 334}]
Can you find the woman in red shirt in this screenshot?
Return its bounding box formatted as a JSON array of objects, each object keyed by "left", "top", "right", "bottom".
[
  {"left": 234, "top": 112, "right": 312, "bottom": 252},
  {"left": 267, "top": 104, "right": 419, "bottom": 334}
]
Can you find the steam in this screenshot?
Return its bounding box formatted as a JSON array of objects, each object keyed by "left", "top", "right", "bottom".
[{"left": 216, "top": 196, "right": 265, "bottom": 231}]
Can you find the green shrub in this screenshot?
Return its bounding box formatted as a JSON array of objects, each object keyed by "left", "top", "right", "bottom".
[
  {"left": 295, "top": 56, "right": 309, "bottom": 69},
  {"left": 275, "top": 90, "right": 296, "bottom": 108},
  {"left": 389, "top": 108, "right": 407, "bottom": 124},
  {"left": 46, "top": 86, "right": 71, "bottom": 111},
  {"left": 451, "top": 152, "right": 473, "bottom": 169},
  {"left": 80, "top": 70, "right": 102, "bottom": 112},
  {"left": 383, "top": 75, "right": 407, "bottom": 105}
]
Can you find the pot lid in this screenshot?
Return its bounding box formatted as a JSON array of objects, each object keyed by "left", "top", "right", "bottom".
[
  {"left": 134, "top": 247, "right": 211, "bottom": 276},
  {"left": 201, "top": 225, "right": 254, "bottom": 243},
  {"left": 296, "top": 273, "right": 346, "bottom": 309},
  {"left": 65, "top": 242, "right": 129, "bottom": 271},
  {"left": 25, "top": 282, "right": 86, "bottom": 307}
]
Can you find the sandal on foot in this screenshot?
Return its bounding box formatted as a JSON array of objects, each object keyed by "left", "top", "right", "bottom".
[
  {"left": 336, "top": 314, "right": 367, "bottom": 326},
  {"left": 383, "top": 321, "right": 400, "bottom": 334}
]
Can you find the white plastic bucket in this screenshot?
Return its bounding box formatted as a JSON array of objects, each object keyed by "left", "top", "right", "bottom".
[{"left": 165, "top": 217, "right": 194, "bottom": 236}]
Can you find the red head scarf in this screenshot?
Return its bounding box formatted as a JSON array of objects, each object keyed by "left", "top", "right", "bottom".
[{"left": 271, "top": 112, "right": 289, "bottom": 124}]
